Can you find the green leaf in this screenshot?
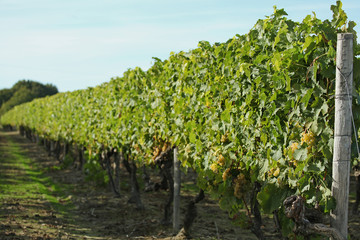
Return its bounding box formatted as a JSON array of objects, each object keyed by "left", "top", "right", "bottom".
[
  {"left": 324, "top": 196, "right": 336, "bottom": 213},
  {"left": 189, "top": 131, "right": 196, "bottom": 143},
  {"left": 221, "top": 109, "right": 230, "bottom": 123},
  {"left": 272, "top": 149, "right": 282, "bottom": 161},
  {"left": 258, "top": 184, "right": 291, "bottom": 213},
  {"left": 293, "top": 148, "right": 307, "bottom": 161},
  {"left": 331, "top": 0, "right": 347, "bottom": 29},
  {"left": 269, "top": 91, "right": 277, "bottom": 101},
  {"left": 285, "top": 74, "right": 291, "bottom": 91},
  {"left": 273, "top": 6, "right": 288, "bottom": 17},
  {"left": 301, "top": 89, "right": 314, "bottom": 108},
  {"left": 272, "top": 52, "right": 282, "bottom": 72}
]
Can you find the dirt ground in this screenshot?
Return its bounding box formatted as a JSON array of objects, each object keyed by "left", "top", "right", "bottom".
[{"left": 0, "top": 130, "right": 359, "bottom": 240}]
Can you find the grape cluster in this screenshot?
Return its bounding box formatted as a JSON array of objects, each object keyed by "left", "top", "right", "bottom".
[
  {"left": 210, "top": 163, "right": 218, "bottom": 173},
  {"left": 290, "top": 142, "right": 299, "bottom": 152},
  {"left": 218, "top": 154, "right": 226, "bottom": 166},
  {"left": 152, "top": 146, "right": 161, "bottom": 161},
  {"left": 288, "top": 142, "right": 299, "bottom": 167},
  {"left": 209, "top": 153, "right": 226, "bottom": 173},
  {"left": 233, "top": 173, "right": 247, "bottom": 199},
  {"left": 222, "top": 168, "right": 231, "bottom": 181},
  {"left": 220, "top": 133, "right": 228, "bottom": 143},
  {"left": 268, "top": 167, "right": 280, "bottom": 177},
  {"left": 301, "top": 131, "right": 315, "bottom": 151},
  {"left": 286, "top": 131, "right": 316, "bottom": 167}
]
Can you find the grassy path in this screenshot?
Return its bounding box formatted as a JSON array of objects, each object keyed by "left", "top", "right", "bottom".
[
  {"left": 0, "top": 130, "right": 184, "bottom": 240},
  {"left": 0, "top": 131, "right": 101, "bottom": 239}
]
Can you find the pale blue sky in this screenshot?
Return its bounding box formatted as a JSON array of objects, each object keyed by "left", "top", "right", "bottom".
[{"left": 1, "top": 0, "right": 359, "bottom": 92}]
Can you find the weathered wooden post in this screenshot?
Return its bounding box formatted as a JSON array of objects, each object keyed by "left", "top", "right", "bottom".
[
  {"left": 173, "top": 146, "right": 181, "bottom": 234},
  {"left": 330, "top": 33, "right": 353, "bottom": 240}
]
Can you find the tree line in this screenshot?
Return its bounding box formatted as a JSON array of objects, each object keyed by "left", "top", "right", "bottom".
[{"left": 0, "top": 80, "right": 58, "bottom": 116}]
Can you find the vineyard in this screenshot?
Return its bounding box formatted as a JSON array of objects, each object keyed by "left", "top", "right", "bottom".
[{"left": 1, "top": 1, "right": 360, "bottom": 239}]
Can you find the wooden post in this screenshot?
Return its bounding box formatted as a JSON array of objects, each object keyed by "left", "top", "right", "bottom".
[
  {"left": 173, "top": 146, "right": 181, "bottom": 234},
  {"left": 330, "top": 33, "right": 353, "bottom": 240}
]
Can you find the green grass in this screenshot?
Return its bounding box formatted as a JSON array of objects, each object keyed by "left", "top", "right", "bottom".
[{"left": 0, "top": 133, "right": 74, "bottom": 219}]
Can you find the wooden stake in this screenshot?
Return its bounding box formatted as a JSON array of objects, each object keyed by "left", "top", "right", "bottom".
[
  {"left": 173, "top": 147, "right": 181, "bottom": 234},
  {"left": 330, "top": 33, "right": 353, "bottom": 240}
]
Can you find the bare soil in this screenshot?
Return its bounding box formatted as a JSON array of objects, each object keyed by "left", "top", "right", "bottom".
[{"left": 0, "top": 130, "right": 359, "bottom": 240}]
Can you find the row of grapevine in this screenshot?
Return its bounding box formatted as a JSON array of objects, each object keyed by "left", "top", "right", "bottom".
[{"left": 2, "top": 1, "right": 360, "bottom": 238}]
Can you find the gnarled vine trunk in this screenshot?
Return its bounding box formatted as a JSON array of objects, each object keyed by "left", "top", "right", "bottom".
[
  {"left": 153, "top": 146, "right": 175, "bottom": 225},
  {"left": 101, "top": 150, "right": 120, "bottom": 197},
  {"left": 176, "top": 189, "right": 205, "bottom": 238},
  {"left": 123, "top": 156, "right": 143, "bottom": 210},
  {"left": 283, "top": 195, "right": 344, "bottom": 240},
  {"left": 250, "top": 182, "right": 264, "bottom": 240}
]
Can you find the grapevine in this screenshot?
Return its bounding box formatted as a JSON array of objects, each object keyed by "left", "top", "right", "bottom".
[{"left": 1, "top": 1, "right": 360, "bottom": 238}]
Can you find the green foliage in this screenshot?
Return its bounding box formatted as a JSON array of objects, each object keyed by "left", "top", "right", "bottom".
[
  {"left": 0, "top": 80, "right": 58, "bottom": 116},
  {"left": 83, "top": 155, "right": 109, "bottom": 187},
  {"left": 257, "top": 184, "right": 292, "bottom": 214},
  {"left": 60, "top": 154, "right": 75, "bottom": 170},
  {"left": 1, "top": 1, "right": 360, "bottom": 236},
  {"left": 0, "top": 88, "right": 13, "bottom": 106}
]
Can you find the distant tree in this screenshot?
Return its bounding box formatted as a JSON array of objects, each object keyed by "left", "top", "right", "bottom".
[
  {"left": 0, "top": 80, "right": 58, "bottom": 116},
  {"left": 0, "top": 89, "right": 13, "bottom": 106}
]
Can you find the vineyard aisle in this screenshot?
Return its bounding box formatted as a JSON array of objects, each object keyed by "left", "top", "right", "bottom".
[
  {"left": 0, "top": 130, "right": 102, "bottom": 239},
  {"left": 0, "top": 130, "right": 169, "bottom": 240}
]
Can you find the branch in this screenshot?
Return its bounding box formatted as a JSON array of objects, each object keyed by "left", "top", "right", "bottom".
[
  {"left": 306, "top": 53, "right": 327, "bottom": 82},
  {"left": 154, "top": 145, "right": 174, "bottom": 163}
]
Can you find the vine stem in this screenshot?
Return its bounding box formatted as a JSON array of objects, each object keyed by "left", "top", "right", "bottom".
[
  {"left": 306, "top": 53, "right": 327, "bottom": 82},
  {"left": 241, "top": 197, "right": 253, "bottom": 225}
]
